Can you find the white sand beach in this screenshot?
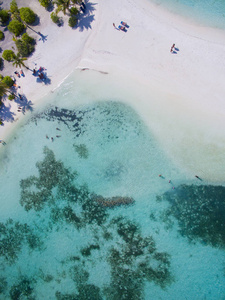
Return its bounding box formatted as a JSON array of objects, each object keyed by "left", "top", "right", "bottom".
[{"left": 1, "top": 0, "right": 225, "bottom": 181}]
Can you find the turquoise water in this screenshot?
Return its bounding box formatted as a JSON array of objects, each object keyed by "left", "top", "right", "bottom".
[
  {"left": 150, "top": 0, "right": 225, "bottom": 29},
  {"left": 0, "top": 71, "right": 225, "bottom": 299}
]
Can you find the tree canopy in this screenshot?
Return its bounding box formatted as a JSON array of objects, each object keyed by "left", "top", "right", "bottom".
[
  {"left": 2, "top": 50, "right": 16, "bottom": 62},
  {"left": 8, "top": 19, "right": 25, "bottom": 36},
  {"left": 19, "top": 7, "right": 36, "bottom": 24}
]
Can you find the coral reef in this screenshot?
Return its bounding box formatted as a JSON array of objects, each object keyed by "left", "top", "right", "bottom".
[
  {"left": 20, "top": 147, "right": 77, "bottom": 211},
  {"left": 0, "top": 219, "right": 41, "bottom": 263},
  {"left": 0, "top": 277, "right": 7, "bottom": 294},
  {"left": 9, "top": 277, "right": 35, "bottom": 300},
  {"left": 160, "top": 184, "right": 225, "bottom": 248},
  {"left": 1, "top": 138, "right": 173, "bottom": 299}
]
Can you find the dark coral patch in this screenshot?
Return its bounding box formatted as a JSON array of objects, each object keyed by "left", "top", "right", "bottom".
[{"left": 160, "top": 184, "right": 225, "bottom": 248}]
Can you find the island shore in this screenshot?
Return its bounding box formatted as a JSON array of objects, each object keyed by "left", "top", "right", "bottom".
[{"left": 1, "top": 0, "right": 225, "bottom": 181}]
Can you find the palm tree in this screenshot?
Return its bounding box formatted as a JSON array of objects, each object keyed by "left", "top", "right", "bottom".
[
  {"left": 12, "top": 53, "right": 31, "bottom": 71},
  {"left": 0, "top": 81, "right": 9, "bottom": 98},
  {"left": 0, "top": 81, "right": 15, "bottom": 98},
  {"left": 55, "top": 0, "right": 71, "bottom": 15}
]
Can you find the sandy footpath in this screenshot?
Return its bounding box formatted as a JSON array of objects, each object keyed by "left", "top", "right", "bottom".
[{"left": 1, "top": 0, "right": 225, "bottom": 181}]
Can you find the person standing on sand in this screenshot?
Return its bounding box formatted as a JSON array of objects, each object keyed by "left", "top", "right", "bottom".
[{"left": 170, "top": 43, "right": 175, "bottom": 52}]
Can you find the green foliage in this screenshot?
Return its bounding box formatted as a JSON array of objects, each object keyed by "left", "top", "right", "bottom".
[
  {"left": 19, "top": 7, "right": 36, "bottom": 24},
  {"left": 70, "top": 7, "right": 79, "bottom": 16},
  {"left": 8, "top": 19, "right": 25, "bottom": 36},
  {"left": 2, "top": 50, "right": 16, "bottom": 61},
  {"left": 0, "top": 74, "right": 3, "bottom": 80},
  {"left": 39, "top": 0, "right": 52, "bottom": 9},
  {"left": 2, "top": 76, "right": 14, "bottom": 88},
  {"left": 71, "top": 0, "right": 82, "bottom": 4},
  {"left": 0, "top": 81, "right": 8, "bottom": 98},
  {"left": 15, "top": 33, "right": 35, "bottom": 57},
  {"left": 68, "top": 15, "right": 78, "bottom": 27},
  {"left": 0, "top": 30, "right": 5, "bottom": 41},
  {"left": 50, "top": 12, "right": 60, "bottom": 24},
  {"left": 0, "top": 9, "right": 10, "bottom": 24},
  {"left": 10, "top": 0, "right": 19, "bottom": 14},
  {"left": 8, "top": 94, "right": 15, "bottom": 100},
  {"left": 12, "top": 53, "right": 27, "bottom": 69},
  {"left": 22, "top": 32, "right": 35, "bottom": 44}
]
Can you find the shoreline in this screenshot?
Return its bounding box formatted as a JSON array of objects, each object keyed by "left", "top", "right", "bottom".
[{"left": 1, "top": 0, "right": 225, "bottom": 182}]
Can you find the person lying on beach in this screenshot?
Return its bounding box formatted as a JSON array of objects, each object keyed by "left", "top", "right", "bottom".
[
  {"left": 118, "top": 25, "right": 126, "bottom": 31},
  {"left": 121, "top": 21, "right": 129, "bottom": 28},
  {"left": 14, "top": 71, "right": 20, "bottom": 78}
]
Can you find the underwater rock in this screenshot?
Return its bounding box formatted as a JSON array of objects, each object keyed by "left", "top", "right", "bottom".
[
  {"left": 93, "top": 195, "right": 135, "bottom": 208},
  {"left": 160, "top": 184, "right": 225, "bottom": 248}
]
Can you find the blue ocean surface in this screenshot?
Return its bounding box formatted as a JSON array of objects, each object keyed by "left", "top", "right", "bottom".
[
  {"left": 0, "top": 71, "right": 225, "bottom": 299},
  {"left": 150, "top": 0, "right": 225, "bottom": 29}
]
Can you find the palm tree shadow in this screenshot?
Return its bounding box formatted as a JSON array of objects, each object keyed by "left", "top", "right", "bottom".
[
  {"left": 14, "top": 94, "right": 33, "bottom": 113},
  {"left": 0, "top": 102, "right": 16, "bottom": 123},
  {"left": 36, "top": 73, "right": 51, "bottom": 85},
  {"left": 77, "top": 1, "right": 97, "bottom": 31},
  {"left": 38, "top": 33, "right": 48, "bottom": 42}
]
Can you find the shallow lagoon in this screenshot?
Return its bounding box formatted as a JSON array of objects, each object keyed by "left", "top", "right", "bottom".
[
  {"left": 150, "top": 0, "right": 225, "bottom": 29},
  {"left": 0, "top": 70, "right": 225, "bottom": 299}
]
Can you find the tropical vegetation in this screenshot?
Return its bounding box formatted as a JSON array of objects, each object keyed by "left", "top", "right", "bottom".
[
  {"left": 19, "top": 7, "right": 36, "bottom": 25},
  {"left": 10, "top": 0, "right": 20, "bottom": 15},
  {"left": 39, "top": 0, "right": 52, "bottom": 9},
  {"left": 0, "top": 10, "right": 10, "bottom": 24},
  {"left": 68, "top": 15, "right": 78, "bottom": 27},
  {"left": 50, "top": 12, "right": 60, "bottom": 24},
  {"left": 2, "top": 50, "right": 16, "bottom": 62},
  {"left": 8, "top": 94, "right": 15, "bottom": 100},
  {"left": 0, "top": 31, "right": 5, "bottom": 41},
  {"left": 12, "top": 53, "right": 28, "bottom": 70},
  {"left": 0, "top": 81, "right": 9, "bottom": 98},
  {"left": 15, "top": 33, "right": 36, "bottom": 57},
  {"left": 2, "top": 76, "right": 14, "bottom": 88},
  {"left": 70, "top": 7, "right": 79, "bottom": 16},
  {"left": 54, "top": 0, "right": 71, "bottom": 15},
  {"left": 8, "top": 19, "right": 25, "bottom": 36}
]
